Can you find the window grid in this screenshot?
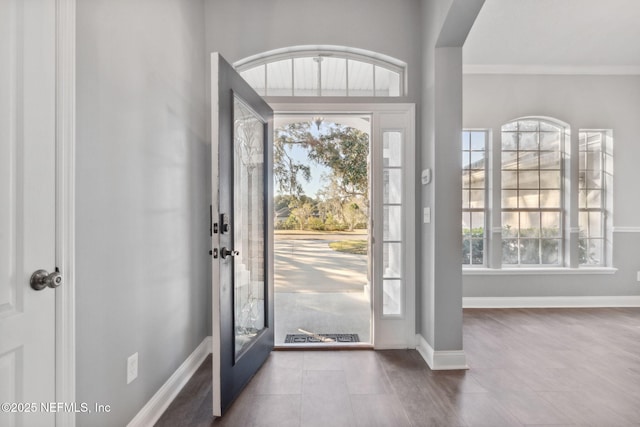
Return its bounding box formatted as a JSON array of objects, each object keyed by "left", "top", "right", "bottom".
[
  {"left": 462, "top": 120, "right": 612, "bottom": 270},
  {"left": 383, "top": 166, "right": 403, "bottom": 277},
  {"left": 579, "top": 131, "right": 606, "bottom": 266},
  {"left": 238, "top": 50, "right": 405, "bottom": 97},
  {"left": 462, "top": 131, "right": 487, "bottom": 266},
  {"left": 382, "top": 131, "right": 403, "bottom": 316},
  {"left": 501, "top": 120, "right": 564, "bottom": 266}
]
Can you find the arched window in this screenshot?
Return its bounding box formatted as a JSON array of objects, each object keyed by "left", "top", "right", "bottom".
[
  {"left": 462, "top": 118, "right": 612, "bottom": 269},
  {"left": 234, "top": 46, "right": 406, "bottom": 97},
  {"left": 501, "top": 118, "right": 567, "bottom": 266}
]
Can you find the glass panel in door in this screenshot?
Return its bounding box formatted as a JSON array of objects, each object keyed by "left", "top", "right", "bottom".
[{"left": 233, "top": 97, "right": 266, "bottom": 357}]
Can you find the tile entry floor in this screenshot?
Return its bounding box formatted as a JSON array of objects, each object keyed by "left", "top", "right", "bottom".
[{"left": 156, "top": 308, "right": 640, "bottom": 426}]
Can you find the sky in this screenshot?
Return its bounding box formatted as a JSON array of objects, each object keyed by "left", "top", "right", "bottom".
[
  {"left": 274, "top": 121, "right": 334, "bottom": 199},
  {"left": 280, "top": 144, "right": 331, "bottom": 198}
]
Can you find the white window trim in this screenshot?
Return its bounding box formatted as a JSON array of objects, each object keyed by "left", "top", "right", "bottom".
[
  {"left": 462, "top": 129, "right": 489, "bottom": 267},
  {"left": 270, "top": 102, "right": 416, "bottom": 349},
  {"left": 578, "top": 129, "right": 612, "bottom": 267},
  {"left": 463, "top": 267, "right": 617, "bottom": 275},
  {"left": 463, "top": 120, "right": 615, "bottom": 273},
  {"left": 500, "top": 118, "right": 567, "bottom": 267}
]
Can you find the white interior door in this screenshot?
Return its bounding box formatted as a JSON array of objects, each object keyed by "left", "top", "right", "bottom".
[{"left": 0, "top": 1, "right": 57, "bottom": 426}]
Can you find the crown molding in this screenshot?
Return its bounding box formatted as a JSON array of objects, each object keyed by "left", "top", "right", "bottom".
[{"left": 464, "top": 64, "right": 640, "bottom": 76}]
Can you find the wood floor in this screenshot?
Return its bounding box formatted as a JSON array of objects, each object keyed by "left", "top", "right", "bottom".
[{"left": 156, "top": 308, "right": 640, "bottom": 426}]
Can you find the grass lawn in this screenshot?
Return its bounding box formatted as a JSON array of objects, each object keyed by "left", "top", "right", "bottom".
[{"left": 328, "top": 240, "right": 368, "bottom": 255}]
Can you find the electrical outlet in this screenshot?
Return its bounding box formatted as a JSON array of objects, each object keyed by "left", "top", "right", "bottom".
[{"left": 127, "top": 352, "right": 138, "bottom": 384}]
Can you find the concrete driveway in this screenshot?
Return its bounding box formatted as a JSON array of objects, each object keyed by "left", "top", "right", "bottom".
[
  {"left": 275, "top": 238, "right": 368, "bottom": 293},
  {"left": 274, "top": 233, "right": 371, "bottom": 344}
]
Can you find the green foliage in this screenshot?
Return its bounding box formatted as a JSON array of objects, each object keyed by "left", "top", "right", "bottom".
[
  {"left": 308, "top": 126, "right": 370, "bottom": 198},
  {"left": 273, "top": 120, "right": 371, "bottom": 232},
  {"left": 579, "top": 236, "right": 601, "bottom": 265},
  {"left": 323, "top": 214, "right": 347, "bottom": 231},
  {"left": 274, "top": 123, "right": 314, "bottom": 197},
  {"left": 328, "top": 240, "right": 368, "bottom": 255},
  {"left": 500, "top": 226, "right": 561, "bottom": 264},
  {"left": 307, "top": 217, "right": 325, "bottom": 231},
  {"left": 274, "top": 214, "right": 299, "bottom": 230},
  {"left": 274, "top": 194, "right": 296, "bottom": 219},
  {"left": 274, "top": 122, "right": 371, "bottom": 200},
  {"left": 290, "top": 201, "right": 314, "bottom": 230},
  {"left": 462, "top": 227, "right": 484, "bottom": 265},
  {"left": 465, "top": 226, "right": 602, "bottom": 266},
  {"left": 343, "top": 202, "right": 368, "bottom": 231}
]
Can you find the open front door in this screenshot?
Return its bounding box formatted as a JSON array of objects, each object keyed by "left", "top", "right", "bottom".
[{"left": 210, "top": 53, "right": 274, "bottom": 417}]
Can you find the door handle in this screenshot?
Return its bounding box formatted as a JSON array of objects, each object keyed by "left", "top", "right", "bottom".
[
  {"left": 220, "top": 247, "right": 239, "bottom": 259},
  {"left": 30, "top": 269, "right": 63, "bottom": 291}
]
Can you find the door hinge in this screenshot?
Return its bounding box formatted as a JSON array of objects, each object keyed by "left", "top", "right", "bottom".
[{"left": 209, "top": 248, "right": 219, "bottom": 259}]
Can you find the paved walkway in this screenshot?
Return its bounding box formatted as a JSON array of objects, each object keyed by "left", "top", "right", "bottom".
[
  {"left": 275, "top": 239, "right": 367, "bottom": 293},
  {"left": 274, "top": 236, "right": 371, "bottom": 344}
]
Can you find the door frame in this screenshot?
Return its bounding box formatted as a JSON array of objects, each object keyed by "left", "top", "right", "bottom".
[
  {"left": 54, "top": 0, "right": 76, "bottom": 426},
  {"left": 269, "top": 102, "right": 416, "bottom": 349},
  {"left": 272, "top": 111, "right": 375, "bottom": 348}
]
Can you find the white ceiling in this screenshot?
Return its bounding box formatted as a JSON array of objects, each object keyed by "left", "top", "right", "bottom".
[{"left": 464, "top": 0, "right": 640, "bottom": 73}]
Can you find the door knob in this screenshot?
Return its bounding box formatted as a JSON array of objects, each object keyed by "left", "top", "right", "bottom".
[
  {"left": 30, "top": 269, "right": 63, "bottom": 291},
  {"left": 220, "top": 247, "right": 239, "bottom": 259}
]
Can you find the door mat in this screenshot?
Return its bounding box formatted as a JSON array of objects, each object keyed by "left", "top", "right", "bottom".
[{"left": 284, "top": 333, "right": 360, "bottom": 343}]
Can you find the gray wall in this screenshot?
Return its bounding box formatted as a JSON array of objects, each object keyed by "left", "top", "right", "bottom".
[
  {"left": 76, "top": 0, "right": 209, "bottom": 425},
  {"left": 463, "top": 74, "right": 640, "bottom": 297},
  {"left": 419, "top": 0, "right": 483, "bottom": 352},
  {"left": 204, "top": 0, "right": 423, "bottom": 106}
]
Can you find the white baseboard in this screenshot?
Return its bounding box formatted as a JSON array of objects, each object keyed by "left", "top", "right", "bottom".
[
  {"left": 463, "top": 296, "right": 640, "bottom": 308},
  {"left": 415, "top": 334, "right": 468, "bottom": 371},
  {"left": 127, "top": 336, "right": 213, "bottom": 427}
]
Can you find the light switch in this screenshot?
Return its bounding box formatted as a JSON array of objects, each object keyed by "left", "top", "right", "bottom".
[{"left": 423, "top": 207, "right": 431, "bottom": 224}]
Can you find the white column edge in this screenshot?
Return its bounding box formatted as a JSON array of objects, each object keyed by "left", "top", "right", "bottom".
[{"left": 415, "top": 334, "right": 468, "bottom": 371}]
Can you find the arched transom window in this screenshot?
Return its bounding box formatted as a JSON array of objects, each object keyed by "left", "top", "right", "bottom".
[{"left": 234, "top": 46, "right": 406, "bottom": 97}]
